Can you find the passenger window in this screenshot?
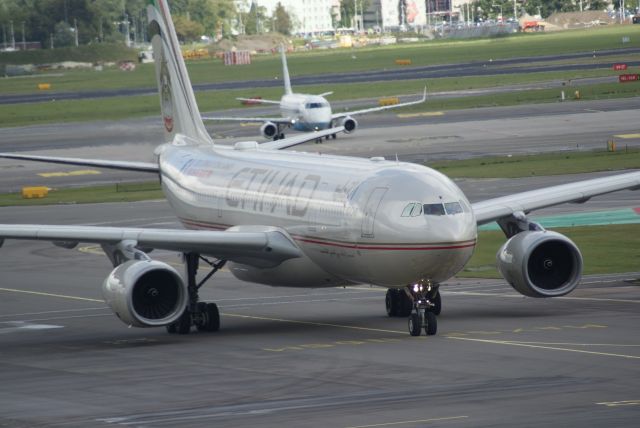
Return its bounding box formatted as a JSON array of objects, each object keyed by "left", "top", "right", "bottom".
[
  {"left": 444, "top": 202, "right": 463, "bottom": 215},
  {"left": 423, "top": 203, "right": 445, "bottom": 216}
]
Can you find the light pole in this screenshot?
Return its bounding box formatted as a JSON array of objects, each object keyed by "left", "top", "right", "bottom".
[
  {"left": 10, "top": 20, "right": 15, "bottom": 49},
  {"left": 21, "top": 21, "right": 25, "bottom": 50}
]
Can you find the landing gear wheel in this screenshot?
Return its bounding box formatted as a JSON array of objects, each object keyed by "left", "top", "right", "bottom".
[
  {"left": 424, "top": 311, "right": 437, "bottom": 335},
  {"left": 175, "top": 309, "right": 191, "bottom": 335},
  {"left": 408, "top": 313, "right": 421, "bottom": 336},
  {"left": 431, "top": 290, "right": 442, "bottom": 315},
  {"left": 331, "top": 133, "right": 337, "bottom": 140},
  {"left": 203, "top": 303, "right": 220, "bottom": 332},
  {"left": 385, "top": 289, "right": 397, "bottom": 317}
]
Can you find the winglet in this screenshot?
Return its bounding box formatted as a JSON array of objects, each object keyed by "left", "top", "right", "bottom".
[{"left": 280, "top": 44, "right": 293, "bottom": 96}]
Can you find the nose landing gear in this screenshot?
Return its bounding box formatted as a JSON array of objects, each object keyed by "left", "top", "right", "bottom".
[{"left": 407, "top": 283, "right": 439, "bottom": 336}]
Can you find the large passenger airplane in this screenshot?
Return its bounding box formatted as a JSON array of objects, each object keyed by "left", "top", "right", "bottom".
[
  {"left": 202, "top": 45, "right": 426, "bottom": 140},
  {"left": 1, "top": 0, "right": 639, "bottom": 337}
]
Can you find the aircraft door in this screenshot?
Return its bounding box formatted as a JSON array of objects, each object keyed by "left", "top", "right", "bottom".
[{"left": 361, "top": 187, "right": 388, "bottom": 238}]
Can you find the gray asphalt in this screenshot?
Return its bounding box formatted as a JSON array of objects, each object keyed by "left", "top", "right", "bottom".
[
  {"left": 0, "top": 202, "right": 638, "bottom": 427},
  {"left": 1, "top": 47, "right": 639, "bottom": 104}
]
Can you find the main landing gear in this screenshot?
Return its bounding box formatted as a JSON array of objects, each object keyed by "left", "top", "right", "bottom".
[
  {"left": 166, "top": 252, "right": 226, "bottom": 335},
  {"left": 385, "top": 284, "right": 441, "bottom": 337}
]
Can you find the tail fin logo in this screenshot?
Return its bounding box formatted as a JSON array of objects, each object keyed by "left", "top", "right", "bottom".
[{"left": 160, "top": 53, "right": 174, "bottom": 133}]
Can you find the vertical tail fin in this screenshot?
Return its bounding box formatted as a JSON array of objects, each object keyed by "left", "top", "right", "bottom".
[
  {"left": 280, "top": 44, "right": 292, "bottom": 96},
  {"left": 147, "top": 0, "right": 212, "bottom": 145}
]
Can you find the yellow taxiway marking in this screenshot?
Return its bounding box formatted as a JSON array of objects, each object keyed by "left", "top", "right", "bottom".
[
  {"left": 449, "top": 337, "right": 640, "bottom": 359},
  {"left": 445, "top": 290, "right": 640, "bottom": 304},
  {"left": 596, "top": 400, "right": 640, "bottom": 407},
  {"left": 397, "top": 111, "right": 444, "bottom": 118},
  {"left": 38, "top": 169, "right": 101, "bottom": 178},
  {"left": 613, "top": 133, "right": 640, "bottom": 139},
  {"left": 222, "top": 313, "right": 406, "bottom": 335},
  {"left": 344, "top": 416, "right": 468, "bottom": 428},
  {"left": 0, "top": 287, "right": 102, "bottom": 303}
]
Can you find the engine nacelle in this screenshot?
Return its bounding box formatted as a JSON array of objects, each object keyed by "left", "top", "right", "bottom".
[
  {"left": 340, "top": 116, "right": 358, "bottom": 133},
  {"left": 497, "top": 230, "right": 583, "bottom": 298},
  {"left": 102, "top": 260, "right": 187, "bottom": 327},
  {"left": 260, "top": 121, "right": 278, "bottom": 139}
]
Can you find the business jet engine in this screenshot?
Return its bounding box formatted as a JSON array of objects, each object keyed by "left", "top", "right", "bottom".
[
  {"left": 102, "top": 260, "right": 188, "bottom": 327},
  {"left": 496, "top": 230, "right": 583, "bottom": 298},
  {"left": 260, "top": 122, "right": 278, "bottom": 139},
  {"left": 340, "top": 116, "right": 358, "bottom": 133}
]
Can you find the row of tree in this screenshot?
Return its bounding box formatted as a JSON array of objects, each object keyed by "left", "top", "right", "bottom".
[{"left": 0, "top": 0, "right": 293, "bottom": 48}]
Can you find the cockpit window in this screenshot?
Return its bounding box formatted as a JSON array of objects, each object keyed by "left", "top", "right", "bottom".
[
  {"left": 401, "top": 202, "right": 422, "bottom": 217},
  {"left": 305, "top": 102, "right": 327, "bottom": 109},
  {"left": 423, "top": 203, "right": 446, "bottom": 216},
  {"left": 444, "top": 202, "right": 463, "bottom": 215}
]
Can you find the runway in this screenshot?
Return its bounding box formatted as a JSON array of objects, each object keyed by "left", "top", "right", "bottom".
[
  {"left": 0, "top": 203, "right": 639, "bottom": 427},
  {"left": 1, "top": 97, "right": 639, "bottom": 426},
  {"left": 0, "top": 97, "right": 639, "bottom": 193}
]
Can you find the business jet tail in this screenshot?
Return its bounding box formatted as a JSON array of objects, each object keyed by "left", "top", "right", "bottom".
[
  {"left": 147, "top": 0, "right": 212, "bottom": 145},
  {"left": 280, "top": 44, "right": 293, "bottom": 96}
]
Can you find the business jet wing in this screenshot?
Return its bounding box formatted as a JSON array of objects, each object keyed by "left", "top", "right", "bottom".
[
  {"left": 235, "top": 97, "right": 281, "bottom": 105},
  {"left": 331, "top": 87, "right": 427, "bottom": 120},
  {"left": 0, "top": 225, "right": 301, "bottom": 269},
  {"left": 472, "top": 171, "right": 640, "bottom": 225},
  {"left": 202, "top": 115, "right": 294, "bottom": 125},
  {"left": 0, "top": 153, "right": 158, "bottom": 173}
]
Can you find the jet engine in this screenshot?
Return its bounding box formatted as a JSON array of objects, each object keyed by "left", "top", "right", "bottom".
[
  {"left": 102, "top": 260, "right": 187, "bottom": 327},
  {"left": 340, "top": 116, "right": 358, "bottom": 133},
  {"left": 496, "top": 230, "right": 583, "bottom": 298},
  {"left": 260, "top": 122, "right": 278, "bottom": 139}
]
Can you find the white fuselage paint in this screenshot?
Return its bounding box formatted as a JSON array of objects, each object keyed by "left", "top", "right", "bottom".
[
  {"left": 158, "top": 140, "right": 478, "bottom": 289},
  {"left": 279, "top": 93, "right": 332, "bottom": 132}
]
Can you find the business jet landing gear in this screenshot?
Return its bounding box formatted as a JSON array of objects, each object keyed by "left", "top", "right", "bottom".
[
  {"left": 406, "top": 283, "right": 440, "bottom": 336},
  {"left": 166, "top": 252, "right": 226, "bottom": 334}
]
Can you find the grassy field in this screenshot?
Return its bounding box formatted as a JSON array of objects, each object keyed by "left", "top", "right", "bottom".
[
  {"left": 0, "top": 181, "right": 163, "bottom": 207},
  {"left": 0, "top": 24, "right": 638, "bottom": 95},
  {"left": 459, "top": 224, "right": 640, "bottom": 278},
  {"left": 431, "top": 148, "right": 640, "bottom": 178}
]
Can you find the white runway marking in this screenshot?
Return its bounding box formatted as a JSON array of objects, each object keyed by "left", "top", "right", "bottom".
[{"left": 0, "top": 321, "right": 63, "bottom": 334}]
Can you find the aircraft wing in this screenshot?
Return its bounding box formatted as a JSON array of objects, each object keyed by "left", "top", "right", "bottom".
[
  {"left": 331, "top": 87, "right": 427, "bottom": 120},
  {"left": 236, "top": 97, "right": 281, "bottom": 105},
  {"left": 472, "top": 171, "right": 640, "bottom": 225},
  {"left": 0, "top": 225, "right": 301, "bottom": 268},
  {"left": 202, "top": 115, "right": 294, "bottom": 125},
  {"left": 260, "top": 126, "right": 345, "bottom": 150},
  {"left": 0, "top": 153, "right": 158, "bottom": 173}
]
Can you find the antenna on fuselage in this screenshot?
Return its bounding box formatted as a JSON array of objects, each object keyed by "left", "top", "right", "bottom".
[{"left": 280, "top": 44, "right": 292, "bottom": 96}]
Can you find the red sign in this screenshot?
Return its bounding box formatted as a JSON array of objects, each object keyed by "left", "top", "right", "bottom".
[
  {"left": 613, "top": 63, "right": 628, "bottom": 71},
  {"left": 619, "top": 74, "right": 640, "bottom": 82}
]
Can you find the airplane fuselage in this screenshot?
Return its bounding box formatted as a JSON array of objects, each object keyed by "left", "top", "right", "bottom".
[
  {"left": 159, "top": 140, "right": 478, "bottom": 289},
  {"left": 280, "top": 93, "right": 333, "bottom": 132}
]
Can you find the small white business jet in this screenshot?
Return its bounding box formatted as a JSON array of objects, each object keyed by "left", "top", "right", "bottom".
[
  {"left": 202, "top": 45, "right": 427, "bottom": 140},
  {"left": 0, "top": 0, "right": 638, "bottom": 337}
]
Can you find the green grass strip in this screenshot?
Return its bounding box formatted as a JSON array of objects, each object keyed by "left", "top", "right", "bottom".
[
  {"left": 0, "top": 181, "right": 163, "bottom": 207},
  {"left": 431, "top": 148, "right": 640, "bottom": 178},
  {"left": 460, "top": 224, "right": 640, "bottom": 278}
]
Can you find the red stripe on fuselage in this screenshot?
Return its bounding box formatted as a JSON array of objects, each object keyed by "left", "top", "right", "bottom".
[{"left": 179, "top": 217, "right": 476, "bottom": 252}]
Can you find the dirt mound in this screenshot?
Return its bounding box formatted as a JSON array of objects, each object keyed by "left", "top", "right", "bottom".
[
  {"left": 545, "top": 11, "right": 615, "bottom": 29},
  {"left": 212, "top": 34, "right": 288, "bottom": 53}
]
